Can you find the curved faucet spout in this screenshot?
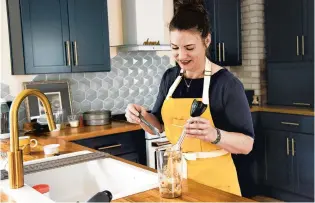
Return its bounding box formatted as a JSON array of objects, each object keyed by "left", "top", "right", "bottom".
[{"left": 8, "top": 89, "right": 56, "bottom": 189}]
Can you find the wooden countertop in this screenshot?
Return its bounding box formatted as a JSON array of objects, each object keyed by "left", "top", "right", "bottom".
[
  {"left": 0, "top": 136, "right": 254, "bottom": 202},
  {"left": 251, "top": 105, "right": 314, "bottom": 116},
  {"left": 41, "top": 121, "right": 142, "bottom": 141}
]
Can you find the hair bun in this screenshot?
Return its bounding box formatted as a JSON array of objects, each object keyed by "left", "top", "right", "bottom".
[{"left": 174, "top": 0, "right": 206, "bottom": 14}]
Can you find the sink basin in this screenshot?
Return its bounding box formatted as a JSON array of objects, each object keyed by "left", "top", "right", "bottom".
[{"left": 1, "top": 151, "right": 158, "bottom": 202}]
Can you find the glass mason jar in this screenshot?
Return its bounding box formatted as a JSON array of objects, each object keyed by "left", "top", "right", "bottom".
[{"left": 156, "top": 147, "right": 182, "bottom": 199}]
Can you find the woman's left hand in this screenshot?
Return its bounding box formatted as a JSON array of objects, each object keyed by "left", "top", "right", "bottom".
[{"left": 184, "top": 117, "right": 217, "bottom": 143}]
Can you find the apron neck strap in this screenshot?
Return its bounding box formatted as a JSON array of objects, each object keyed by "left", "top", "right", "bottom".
[{"left": 166, "top": 58, "right": 212, "bottom": 103}]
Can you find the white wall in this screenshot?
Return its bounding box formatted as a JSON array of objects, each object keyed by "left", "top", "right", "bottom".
[{"left": 0, "top": 0, "right": 36, "bottom": 97}]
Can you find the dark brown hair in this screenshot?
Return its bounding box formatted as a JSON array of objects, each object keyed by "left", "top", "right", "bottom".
[{"left": 170, "top": 0, "right": 210, "bottom": 39}]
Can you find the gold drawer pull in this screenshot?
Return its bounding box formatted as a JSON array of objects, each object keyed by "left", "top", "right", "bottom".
[
  {"left": 296, "top": 36, "right": 299, "bottom": 56},
  {"left": 286, "top": 137, "right": 290, "bottom": 155},
  {"left": 65, "top": 41, "right": 71, "bottom": 66},
  {"left": 293, "top": 102, "right": 311, "bottom": 106},
  {"left": 301, "top": 35, "right": 305, "bottom": 56},
  {"left": 98, "top": 144, "right": 122, "bottom": 150},
  {"left": 281, "top": 122, "right": 300, "bottom": 126},
  {"left": 291, "top": 138, "right": 295, "bottom": 156},
  {"left": 218, "top": 43, "right": 221, "bottom": 62}
]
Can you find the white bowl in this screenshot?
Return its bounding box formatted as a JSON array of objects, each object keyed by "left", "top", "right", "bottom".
[{"left": 43, "top": 144, "right": 60, "bottom": 156}]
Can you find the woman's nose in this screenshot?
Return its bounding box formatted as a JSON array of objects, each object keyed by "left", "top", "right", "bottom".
[{"left": 178, "top": 49, "right": 188, "bottom": 60}]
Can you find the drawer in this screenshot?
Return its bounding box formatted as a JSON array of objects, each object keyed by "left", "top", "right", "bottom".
[
  {"left": 260, "top": 112, "right": 314, "bottom": 134},
  {"left": 72, "top": 130, "right": 145, "bottom": 155}
]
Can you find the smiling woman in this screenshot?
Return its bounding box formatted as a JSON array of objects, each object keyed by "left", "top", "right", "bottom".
[{"left": 125, "top": 0, "right": 254, "bottom": 197}]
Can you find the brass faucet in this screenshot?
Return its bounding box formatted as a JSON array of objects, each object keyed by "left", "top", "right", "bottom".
[{"left": 8, "top": 89, "right": 56, "bottom": 189}]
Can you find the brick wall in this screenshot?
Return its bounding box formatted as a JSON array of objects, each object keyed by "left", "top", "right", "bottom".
[{"left": 228, "top": 0, "right": 267, "bottom": 105}]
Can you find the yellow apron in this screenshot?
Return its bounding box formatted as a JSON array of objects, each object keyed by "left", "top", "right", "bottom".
[{"left": 161, "top": 59, "right": 241, "bottom": 196}]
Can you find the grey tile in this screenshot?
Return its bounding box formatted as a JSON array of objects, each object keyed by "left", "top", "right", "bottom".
[
  {"left": 84, "top": 73, "right": 96, "bottom": 81},
  {"left": 134, "top": 97, "right": 144, "bottom": 106},
  {"left": 59, "top": 73, "right": 72, "bottom": 80},
  {"left": 144, "top": 95, "right": 154, "bottom": 106},
  {"left": 138, "top": 65, "right": 148, "bottom": 77},
  {"left": 33, "top": 75, "right": 46, "bottom": 81},
  {"left": 86, "top": 89, "right": 97, "bottom": 102},
  {"left": 72, "top": 73, "right": 84, "bottom": 81},
  {"left": 157, "top": 65, "right": 167, "bottom": 75},
  {"left": 152, "top": 55, "right": 161, "bottom": 66},
  {"left": 98, "top": 88, "right": 108, "bottom": 100},
  {"left": 143, "top": 75, "right": 153, "bottom": 87},
  {"left": 46, "top": 74, "right": 60, "bottom": 81},
  {"left": 72, "top": 101, "right": 81, "bottom": 114},
  {"left": 103, "top": 77, "right": 113, "bottom": 88},
  {"left": 143, "top": 55, "right": 152, "bottom": 67},
  {"left": 147, "top": 65, "right": 158, "bottom": 77},
  {"left": 70, "top": 80, "right": 79, "bottom": 91},
  {"left": 91, "top": 99, "right": 103, "bottom": 110},
  {"left": 132, "top": 56, "right": 143, "bottom": 67},
  {"left": 153, "top": 76, "right": 162, "bottom": 86},
  {"left": 119, "top": 87, "right": 129, "bottom": 98},
  {"left": 96, "top": 72, "right": 107, "bottom": 79},
  {"left": 139, "top": 86, "right": 149, "bottom": 96},
  {"left": 149, "top": 86, "right": 159, "bottom": 96},
  {"left": 133, "top": 77, "right": 144, "bottom": 86},
  {"left": 113, "top": 76, "right": 123, "bottom": 89},
  {"left": 137, "top": 52, "right": 148, "bottom": 57},
  {"left": 81, "top": 100, "right": 91, "bottom": 112},
  {"left": 114, "top": 100, "right": 124, "bottom": 109},
  {"left": 103, "top": 98, "right": 114, "bottom": 110},
  {"left": 109, "top": 88, "right": 119, "bottom": 99},
  {"left": 112, "top": 55, "right": 123, "bottom": 67},
  {"left": 123, "top": 76, "right": 133, "bottom": 87},
  {"left": 124, "top": 97, "right": 134, "bottom": 107},
  {"left": 78, "top": 78, "right": 90, "bottom": 91},
  {"left": 107, "top": 68, "right": 118, "bottom": 79},
  {"left": 129, "top": 86, "right": 139, "bottom": 97},
  {"left": 72, "top": 90, "right": 85, "bottom": 103},
  {"left": 122, "top": 56, "right": 133, "bottom": 67},
  {"left": 117, "top": 68, "right": 128, "bottom": 78},
  {"left": 1, "top": 91, "right": 8, "bottom": 98},
  {"left": 162, "top": 55, "right": 170, "bottom": 66},
  {"left": 118, "top": 52, "right": 128, "bottom": 58},
  {"left": 128, "top": 68, "right": 138, "bottom": 78},
  {"left": 90, "top": 78, "right": 102, "bottom": 90},
  {"left": 127, "top": 52, "right": 137, "bottom": 57}
]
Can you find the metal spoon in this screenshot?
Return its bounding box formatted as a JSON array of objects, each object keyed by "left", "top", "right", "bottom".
[
  {"left": 172, "top": 99, "right": 208, "bottom": 151},
  {"left": 138, "top": 113, "right": 161, "bottom": 138}
]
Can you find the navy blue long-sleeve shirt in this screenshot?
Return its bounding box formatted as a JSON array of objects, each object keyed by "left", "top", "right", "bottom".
[{"left": 152, "top": 66, "right": 255, "bottom": 138}]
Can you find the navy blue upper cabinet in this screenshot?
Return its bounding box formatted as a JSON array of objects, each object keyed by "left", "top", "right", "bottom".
[
  {"left": 265, "top": 0, "right": 314, "bottom": 63},
  {"left": 204, "top": 0, "right": 241, "bottom": 66},
  {"left": 68, "top": 0, "right": 110, "bottom": 72},
  {"left": 7, "top": 0, "right": 111, "bottom": 75}
]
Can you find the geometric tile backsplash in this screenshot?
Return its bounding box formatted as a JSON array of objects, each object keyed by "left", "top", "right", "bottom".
[{"left": 1, "top": 51, "right": 172, "bottom": 129}]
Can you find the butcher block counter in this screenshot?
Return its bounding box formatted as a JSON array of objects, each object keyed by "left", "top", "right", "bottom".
[{"left": 0, "top": 136, "right": 254, "bottom": 202}]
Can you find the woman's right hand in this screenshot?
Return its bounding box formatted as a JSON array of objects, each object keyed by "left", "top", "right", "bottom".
[{"left": 125, "top": 104, "right": 146, "bottom": 124}]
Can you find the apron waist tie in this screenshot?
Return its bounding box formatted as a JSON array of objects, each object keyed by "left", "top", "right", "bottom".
[{"left": 182, "top": 149, "right": 229, "bottom": 179}]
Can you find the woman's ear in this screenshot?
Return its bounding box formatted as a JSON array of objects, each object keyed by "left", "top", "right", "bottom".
[{"left": 205, "top": 33, "right": 211, "bottom": 47}]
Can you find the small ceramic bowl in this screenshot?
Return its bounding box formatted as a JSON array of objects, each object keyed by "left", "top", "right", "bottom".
[{"left": 43, "top": 144, "right": 60, "bottom": 156}]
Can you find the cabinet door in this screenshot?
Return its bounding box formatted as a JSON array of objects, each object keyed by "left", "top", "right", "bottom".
[
  {"left": 294, "top": 133, "right": 314, "bottom": 199},
  {"left": 302, "top": 0, "right": 314, "bottom": 62},
  {"left": 216, "top": 0, "right": 241, "bottom": 66},
  {"left": 264, "top": 130, "right": 294, "bottom": 193},
  {"left": 265, "top": 0, "right": 303, "bottom": 62},
  {"left": 120, "top": 153, "right": 140, "bottom": 164},
  {"left": 204, "top": 0, "right": 218, "bottom": 62},
  {"left": 68, "top": 0, "right": 111, "bottom": 72},
  {"left": 20, "top": 0, "right": 71, "bottom": 74},
  {"left": 267, "top": 63, "right": 314, "bottom": 107}
]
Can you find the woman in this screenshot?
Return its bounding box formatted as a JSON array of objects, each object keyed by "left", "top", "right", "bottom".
[{"left": 125, "top": 0, "right": 254, "bottom": 196}]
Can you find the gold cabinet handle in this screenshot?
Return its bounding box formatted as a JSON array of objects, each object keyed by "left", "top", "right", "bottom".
[
  {"left": 281, "top": 121, "right": 300, "bottom": 126},
  {"left": 65, "top": 41, "right": 71, "bottom": 66},
  {"left": 98, "top": 144, "right": 122, "bottom": 150},
  {"left": 296, "top": 36, "right": 299, "bottom": 56},
  {"left": 286, "top": 138, "right": 290, "bottom": 155},
  {"left": 291, "top": 138, "right": 295, "bottom": 156},
  {"left": 218, "top": 43, "right": 221, "bottom": 62},
  {"left": 301, "top": 35, "right": 305, "bottom": 56},
  {"left": 293, "top": 102, "right": 311, "bottom": 106},
  {"left": 73, "top": 41, "right": 78, "bottom": 66},
  {"left": 222, "top": 42, "right": 225, "bottom": 62}
]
